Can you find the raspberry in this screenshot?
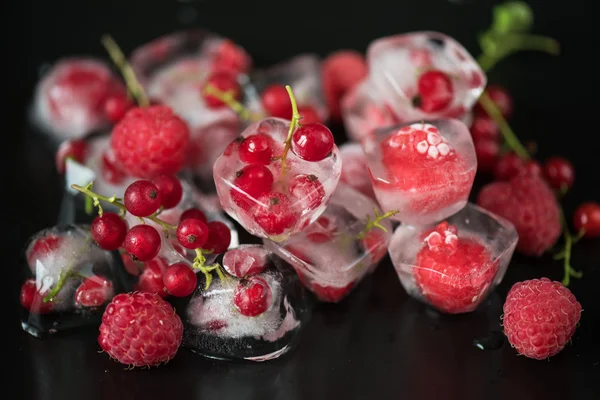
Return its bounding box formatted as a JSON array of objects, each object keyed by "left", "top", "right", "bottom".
[
  {"left": 477, "top": 174, "right": 560, "bottom": 256},
  {"left": 75, "top": 276, "right": 114, "bottom": 307},
  {"left": 413, "top": 222, "right": 497, "bottom": 314},
  {"left": 503, "top": 278, "right": 581, "bottom": 360},
  {"left": 98, "top": 292, "right": 183, "bottom": 367},
  {"left": 110, "top": 105, "right": 190, "bottom": 179},
  {"left": 321, "top": 51, "right": 367, "bottom": 120}
]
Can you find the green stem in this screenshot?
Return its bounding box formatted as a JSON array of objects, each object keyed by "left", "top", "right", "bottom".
[
  {"left": 477, "top": 92, "right": 530, "bottom": 160},
  {"left": 84, "top": 196, "right": 93, "bottom": 215},
  {"left": 355, "top": 209, "right": 399, "bottom": 240},
  {"left": 101, "top": 34, "right": 149, "bottom": 107},
  {"left": 203, "top": 84, "right": 262, "bottom": 121},
  {"left": 279, "top": 85, "right": 301, "bottom": 171},
  {"left": 557, "top": 207, "right": 582, "bottom": 286}
]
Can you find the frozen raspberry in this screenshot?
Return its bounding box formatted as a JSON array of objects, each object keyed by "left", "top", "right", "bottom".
[
  {"left": 110, "top": 105, "right": 190, "bottom": 179},
  {"left": 253, "top": 192, "right": 298, "bottom": 236},
  {"left": 98, "top": 292, "right": 183, "bottom": 367},
  {"left": 477, "top": 174, "right": 560, "bottom": 256},
  {"left": 20, "top": 279, "right": 53, "bottom": 314},
  {"left": 414, "top": 222, "right": 497, "bottom": 314},
  {"left": 503, "top": 278, "right": 581, "bottom": 359},
  {"left": 310, "top": 282, "right": 355, "bottom": 303},
  {"left": 26, "top": 234, "right": 63, "bottom": 266},
  {"left": 288, "top": 174, "right": 325, "bottom": 211},
  {"left": 222, "top": 247, "right": 268, "bottom": 278},
  {"left": 75, "top": 276, "right": 114, "bottom": 307},
  {"left": 322, "top": 51, "right": 367, "bottom": 120},
  {"left": 233, "top": 276, "right": 273, "bottom": 317},
  {"left": 136, "top": 258, "right": 168, "bottom": 298}
]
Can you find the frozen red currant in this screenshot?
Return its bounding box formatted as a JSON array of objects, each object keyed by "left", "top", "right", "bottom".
[
  {"left": 203, "top": 221, "right": 231, "bottom": 254},
  {"left": 474, "top": 139, "right": 500, "bottom": 174},
  {"left": 137, "top": 258, "right": 167, "bottom": 297},
  {"left": 470, "top": 115, "right": 499, "bottom": 142},
  {"left": 91, "top": 212, "right": 128, "bottom": 250},
  {"left": 203, "top": 71, "right": 240, "bottom": 109},
  {"left": 573, "top": 202, "right": 600, "bottom": 238},
  {"left": 543, "top": 157, "right": 575, "bottom": 190},
  {"left": 27, "top": 234, "right": 63, "bottom": 265},
  {"left": 74, "top": 276, "right": 113, "bottom": 307},
  {"left": 298, "top": 105, "right": 322, "bottom": 124},
  {"left": 125, "top": 225, "right": 161, "bottom": 261},
  {"left": 104, "top": 94, "right": 133, "bottom": 123},
  {"left": 233, "top": 276, "right": 273, "bottom": 317},
  {"left": 176, "top": 218, "right": 209, "bottom": 250},
  {"left": 414, "top": 70, "right": 454, "bottom": 113},
  {"left": 124, "top": 180, "right": 162, "bottom": 217},
  {"left": 231, "top": 164, "right": 274, "bottom": 209},
  {"left": 261, "top": 84, "right": 292, "bottom": 120},
  {"left": 180, "top": 208, "right": 207, "bottom": 224},
  {"left": 239, "top": 133, "right": 274, "bottom": 165},
  {"left": 288, "top": 174, "right": 325, "bottom": 211},
  {"left": 55, "top": 139, "right": 88, "bottom": 174},
  {"left": 222, "top": 247, "right": 268, "bottom": 278},
  {"left": 253, "top": 192, "right": 298, "bottom": 236},
  {"left": 152, "top": 175, "right": 183, "bottom": 209},
  {"left": 163, "top": 263, "right": 197, "bottom": 297},
  {"left": 20, "top": 279, "right": 53, "bottom": 314},
  {"left": 306, "top": 215, "right": 338, "bottom": 243},
  {"left": 291, "top": 123, "right": 334, "bottom": 162}
]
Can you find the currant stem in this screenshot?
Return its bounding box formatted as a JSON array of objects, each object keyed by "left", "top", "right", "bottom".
[
  {"left": 43, "top": 270, "right": 72, "bottom": 302},
  {"left": 477, "top": 92, "right": 530, "bottom": 160},
  {"left": 556, "top": 207, "right": 583, "bottom": 286},
  {"left": 280, "top": 85, "right": 302, "bottom": 170},
  {"left": 355, "top": 209, "right": 399, "bottom": 240},
  {"left": 203, "top": 84, "right": 261, "bottom": 121},
  {"left": 101, "top": 34, "right": 149, "bottom": 107}
]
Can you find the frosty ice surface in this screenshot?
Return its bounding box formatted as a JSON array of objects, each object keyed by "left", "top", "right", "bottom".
[
  {"left": 183, "top": 245, "right": 309, "bottom": 361},
  {"left": 263, "top": 183, "right": 392, "bottom": 302},
  {"left": 388, "top": 203, "right": 518, "bottom": 314},
  {"left": 364, "top": 120, "right": 476, "bottom": 225},
  {"left": 339, "top": 142, "right": 376, "bottom": 200},
  {"left": 213, "top": 117, "right": 341, "bottom": 242}
]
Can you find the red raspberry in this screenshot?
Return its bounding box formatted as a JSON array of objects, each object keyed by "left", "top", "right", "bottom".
[
  {"left": 110, "top": 105, "right": 190, "bottom": 179},
  {"left": 98, "top": 292, "right": 183, "bottom": 367},
  {"left": 20, "top": 279, "right": 53, "bottom": 314},
  {"left": 477, "top": 174, "right": 560, "bottom": 256},
  {"left": 310, "top": 282, "right": 355, "bottom": 303},
  {"left": 137, "top": 258, "right": 168, "bottom": 298},
  {"left": 413, "top": 222, "right": 497, "bottom": 314},
  {"left": 321, "top": 51, "right": 367, "bottom": 120},
  {"left": 26, "top": 234, "right": 63, "bottom": 266},
  {"left": 75, "top": 276, "right": 114, "bottom": 307},
  {"left": 503, "top": 278, "right": 581, "bottom": 360}
]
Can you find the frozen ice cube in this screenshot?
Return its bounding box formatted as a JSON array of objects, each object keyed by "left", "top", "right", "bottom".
[
  {"left": 183, "top": 245, "right": 309, "bottom": 361},
  {"left": 339, "top": 142, "right": 376, "bottom": 200},
  {"left": 31, "top": 58, "right": 125, "bottom": 142},
  {"left": 263, "top": 183, "right": 392, "bottom": 302},
  {"left": 388, "top": 203, "right": 518, "bottom": 314},
  {"left": 364, "top": 120, "right": 476, "bottom": 225},
  {"left": 213, "top": 117, "right": 341, "bottom": 242}
]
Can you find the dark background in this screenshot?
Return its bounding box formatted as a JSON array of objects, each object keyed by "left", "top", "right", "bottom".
[{"left": 5, "top": 0, "right": 600, "bottom": 399}]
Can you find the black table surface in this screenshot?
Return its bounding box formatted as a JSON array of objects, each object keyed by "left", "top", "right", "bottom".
[{"left": 6, "top": 0, "right": 600, "bottom": 399}]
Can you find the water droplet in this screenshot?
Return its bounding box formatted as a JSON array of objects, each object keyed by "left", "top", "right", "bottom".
[{"left": 473, "top": 330, "right": 505, "bottom": 350}]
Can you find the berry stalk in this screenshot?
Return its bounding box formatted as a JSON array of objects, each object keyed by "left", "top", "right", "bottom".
[
  {"left": 101, "top": 34, "right": 149, "bottom": 107},
  {"left": 192, "top": 248, "right": 226, "bottom": 290},
  {"left": 355, "top": 209, "right": 399, "bottom": 240},
  {"left": 477, "top": 33, "right": 560, "bottom": 72},
  {"left": 554, "top": 208, "right": 583, "bottom": 286},
  {"left": 203, "top": 84, "right": 262, "bottom": 121},
  {"left": 279, "top": 85, "right": 302, "bottom": 170}
]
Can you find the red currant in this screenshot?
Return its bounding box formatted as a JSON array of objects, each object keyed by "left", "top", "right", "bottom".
[
  {"left": 222, "top": 247, "right": 268, "bottom": 278},
  {"left": 203, "top": 71, "right": 240, "bottom": 109},
  {"left": 477, "top": 85, "right": 513, "bottom": 118},
  {"left": 91, "top": 212, "right": 128, "bottom": 250},
  {"left": 125, "top": 225, "right": 161, "bottom": 261},
  {"left": 104, "top": 94, "right": 133, "bottom": 123},
  {"left": 177, "top": 218, "right": 209, "bottom": 249},
  {"left": 253, "top": 192, "right": 298, "bottom": 235},
  {"left": 292, "top": 123, "right": 334, "bottom": 162},
  {"left": 239, "top": 133, "right": 274, "bottom": 165},
  {"left": 494, "top": 152, "right": 524, "bottom": 181},
  {"left": 306, "top": 215, "right": 337, "bottom": 243},
  {"left": 233, "top": 276, "right": 273, "bottom": 317},
  {"left": 414, "top": 70, "right": 453, "bottom": 113},
  {"left": 231, "top": 164, "right": 274, "bottom": 210},
  {"left": 55, "top": 139, "right": 88, "bottom": 174},
  {"left": 124, "top": 180, "right": 162, "bottom": 217},
  {"left": 203, "top": 221, "right": 231, "bottom": 254},
  {"left": 180, "top": 208, "right": 207, "bottom": 224},
  {"left": 27, "top": 234, "right": 63, "bottom": 265},
  {"left": 288, "top": 174, "right": 325, "bottom": 211},
  {"left": 543, "top": 157, "right": 575, "bottom": 190},
  {"left": 20, "top": 279, "right": 53, "bottom": 314},
  {"left": 163, "top": 263, "right": 197, "bottom": 297},
  {"left": 573, "top": 202, "right": 600, "bottom": 238},
  {"left": 121, "top": 252, "right": 141, "bottom": 276},
  {"left": 152, "top": 175, "right": 183, "bottom": 209},
  {"left": 470, "top": 115, "right": 499, "bottom": 142},
  {"left": 523, "top": 160, "right": 543, "bottom": 177},
  {"left": 298, "top": 105, "right": 322, "bottom": 124},
  {"left": 101, "top": 151, "right": 127, "bottom": 185},
  {"left": 261, "top": 85, "right": 292, "bottom": 119},
  {"left": 137, "top": 258, "right": 168, "bottom": 297},
  {"left": 474, "top": 139, "right": 500, "bottom": 174},
  {"left": 74, "top": 276, "right": 113, "bottom": 307},
  {"left": 360, "top": 229, "right": 387, "bottom": 262}
]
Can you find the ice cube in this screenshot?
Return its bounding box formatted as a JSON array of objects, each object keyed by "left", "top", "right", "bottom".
[
  {"left": 213, "top": 117, "right": 341, "bottom": 242},
  {"left": 20, "top": 225, "right": 131, "bottom": 337},
  {"left": 183, "top": 245, "right": 309, "bottom": 361},
  {"left": 130, "top": 29, "right": 250, "bottom": 181},
  {"left": 364, "top": 120, "right": 476, "bottom": 225},
  {"left": 339, "top": 142, "right": 376, "bottom": 200},
  {"left": 263, "top": 183, "right": 392, "bottom": 302},
  {"left": 31, "top": 58, "right": 125, "bottom": 142},
  {"left": 388, "top": 203, "right": 518, "bottom": 314}
]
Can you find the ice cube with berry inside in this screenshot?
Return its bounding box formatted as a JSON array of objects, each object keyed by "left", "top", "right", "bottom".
[
  {"left": 250, "top": 54, "right": 328, "bottom": 123},
  {"left": 388, "top": 203, "right": 518, "bottom": 314},
  {"left": 183, "top": 245, "right": 309, "bottom": 361},
  {"left": 213, "top": 117, "right": 341, "bottom": 241},
  {"left": 364, "top": 120, "right": 476, "bottom": 225},
  {"left": 130, "top": 29, "right": 251, "bottom": 181},
  {"left": 31, "top": 58, "right": 127, "bottom": 142},
  {"left": 20, "top": 225, "right": 131, "bottom": 337},
  {"left": 263, "top": 183, "right": 392, "bottom": 302},
  {"left": 339, "top": 142, "right": 376, "bottom": 200}
]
